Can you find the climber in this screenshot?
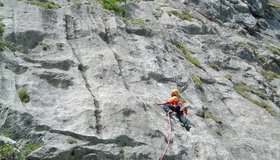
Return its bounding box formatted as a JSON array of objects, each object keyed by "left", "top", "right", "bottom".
[{"left": 157, "top": 89, "right": 191, "bottom": 131}]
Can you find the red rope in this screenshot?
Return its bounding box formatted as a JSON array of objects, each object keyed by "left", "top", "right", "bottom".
[{"left": 159, "top": 112, "right": 172, "bottom": 160}]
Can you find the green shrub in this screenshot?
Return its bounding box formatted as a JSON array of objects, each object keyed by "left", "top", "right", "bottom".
[
  {"left": 18, "top": 88, "right": 30, "bottom": 103},
  {"left": 102, "top": 0, "right": 126, "bottom": 16},
  {"left": 177, "top": 42, "right": 205, "bottom": 70},
  {"left": 19, "top": 142, "right": 40, "bottom": 160},
  {"left": 266, "top": 44, "right": 280, "bottom": 55},
  {"left": 0, "top": 1, "right": 3, "bottom": 7},
  {"left": 0, "top": 144, "right": 15, "bottom": 159},
  {"left": 22, "top": 0, "right": 60, "bottom": 9},
  {"left": 234, "top": 83, "right": 276, "bottom": 116},
  {"left": 191, "top": 74, "right": 202, "bottom": 89}
]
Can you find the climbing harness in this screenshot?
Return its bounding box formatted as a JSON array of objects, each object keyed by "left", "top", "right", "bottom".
[{"left": 159, "top": 109, "right": 172, "bottom": 160}]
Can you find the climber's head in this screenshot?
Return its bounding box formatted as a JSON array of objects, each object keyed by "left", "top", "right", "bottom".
[{"left": 171, "top": 89, "right": 179, "bottom": 97}]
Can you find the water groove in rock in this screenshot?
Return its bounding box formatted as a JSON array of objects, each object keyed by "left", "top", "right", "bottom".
[{"left": 64, "top": 14, "right": 102, "bottom": 134}]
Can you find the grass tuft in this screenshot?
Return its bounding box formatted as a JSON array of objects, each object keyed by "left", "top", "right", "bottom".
[
  {"left": 0, "top": 21, "right": 5, "bottom": 37},
  {"left": 224, "top": 73, "right": 232, "bottom": 80},
  {"left": 0, "top": 132, "right": 11, "bottom": 138},
  {"left": 22, "top": 0, "right": 60, "bottom": 9},
  {"left": 129, "top": 18, "right": 145, "bottom": 25},
  {"left": 202, "top": 108, "right": 222, "bottom": 124},
  {"left": 168, "top": 10, "right": 206, "bottom": 23},
  {"left": 0, "top": 144, "right": 15, "bottom": 160},
  {"left": 177, "top": 42, "right": 205, "bottom": 70},
  {"left": 235, "top": 41, "right": 252, "bottom": 49},
  {"left": 208, "top": 63, "right": 220, "bottom": 71},
  {"left": 234, "top": 83, "right": 276, "bottom": 116},
  {"left": 216, "top": 128, "right": 222, "bottom": 136},
  {"left": 266, "top": 44, "right": 280, "bottom": 55},
  {"left": 0, "top": 40, "right": 21, "bottom": 52},
  {"left": 18, "top": 88, "right": 30, "bottom": 103},
  {"left": 19, "top": 142, "right": 40, "bottom": 160},
  {"left": 101, "top": 0, "right": 126, "bottom": 16},
  {"left": 0, "top": 39, "right": 5, "bottom": 51},
  {"left": 235, "top": 41, "right": 269, "bottom": 63},
  {"left": 268, "top": 0, "right": 280, "bottom": 9},
  {"left": 0, "top": 22, "right": 20, "bottom": 52},
  {"left": 191, "top": 74, "right": 202, "bottom": 89},
  {"left": 234, "top": 83, "right": 267, "bottom": 99},
  {"left": 168, "top": 10, "right": 192, "bottom": 21},
  {"left": 66, "top": 139, "right": 77, "bottom": 144},
  {"left": 263, "top": 70, "right": 280, "bottom": 80}
]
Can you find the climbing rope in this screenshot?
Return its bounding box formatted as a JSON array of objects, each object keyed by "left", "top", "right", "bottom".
[{"left": 159, "top": 111, "right": 172, "bottom": 160}]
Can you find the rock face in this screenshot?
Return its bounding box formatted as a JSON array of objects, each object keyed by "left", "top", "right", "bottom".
[{"left": 0, "top": 0, "right": 280, "bottom": 159}]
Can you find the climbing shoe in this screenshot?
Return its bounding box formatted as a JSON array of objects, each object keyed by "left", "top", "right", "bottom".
[{"left": 184, "top": 124, "right": 191, "bottom": 131}]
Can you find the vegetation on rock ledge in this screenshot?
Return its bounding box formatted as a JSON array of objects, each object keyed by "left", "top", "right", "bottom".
[
  {"left": 168, "top": 10, "right": 206, "bottom": 23},
  {"left": 234, "top": 83, "right": 276, "bottom": 116},
  {"left": 21, "top": 0, "right": 60, "bottom": 9},
  {"left": 101, "top": 0, "right": 126, "bottom": 16},
  {"left": 266, "top": 44, "right": 280, "bottom": 55},
  {"left": 202, "top": 108, "right": 222, "bottom": 124},
  {"left": 191, "top": 73, "right": 202, "bottom": 89},
  {"left": 19, "top": 142, "right": 41, "bottom": 160},
  {"left": 0, "top": 132, "right": 11, "bottom": 138},
  {"left": 268, "top": 0, "right": 280, "bottom": 9},
  {"left": 263, "top": 70, "right": 280, "bottom": 80},
  {"left": 208, "top": 63, "right": 220, "bottom": 71},
  {"left": 0, "top": 144, "right": 16, "bottom": 160},
  {"left": 18, "top": 88, "right": 30, "bottom": 103},
  {"left": 177, "top": 42, "right": 205, "bottom": 70}
]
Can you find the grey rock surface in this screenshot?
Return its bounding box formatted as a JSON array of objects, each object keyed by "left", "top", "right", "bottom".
[{"left": 0, "top": 0, "right": 280, "bottom": 159}]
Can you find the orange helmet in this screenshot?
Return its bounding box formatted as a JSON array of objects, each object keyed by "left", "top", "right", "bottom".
[{"left": 171, "top": 89, "right": 179, "bottom": 97}]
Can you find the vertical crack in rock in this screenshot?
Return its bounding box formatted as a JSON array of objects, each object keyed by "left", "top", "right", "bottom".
[
  {"left": 98, "top": 15, "right": 129, "bottom": 90},
  {"left": 10, "top": 9, "right": 19, "bottom": 64},
  {"left": 64, "top": 15, "right": 102, "bottom": 134},
  {"left": 112, "top": 51, "right": 129, "bottom": 90}
]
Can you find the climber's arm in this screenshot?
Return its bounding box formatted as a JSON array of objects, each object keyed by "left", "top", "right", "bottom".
[{"left": 156, "top": 102, "right": 168, "bottom": 106}]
